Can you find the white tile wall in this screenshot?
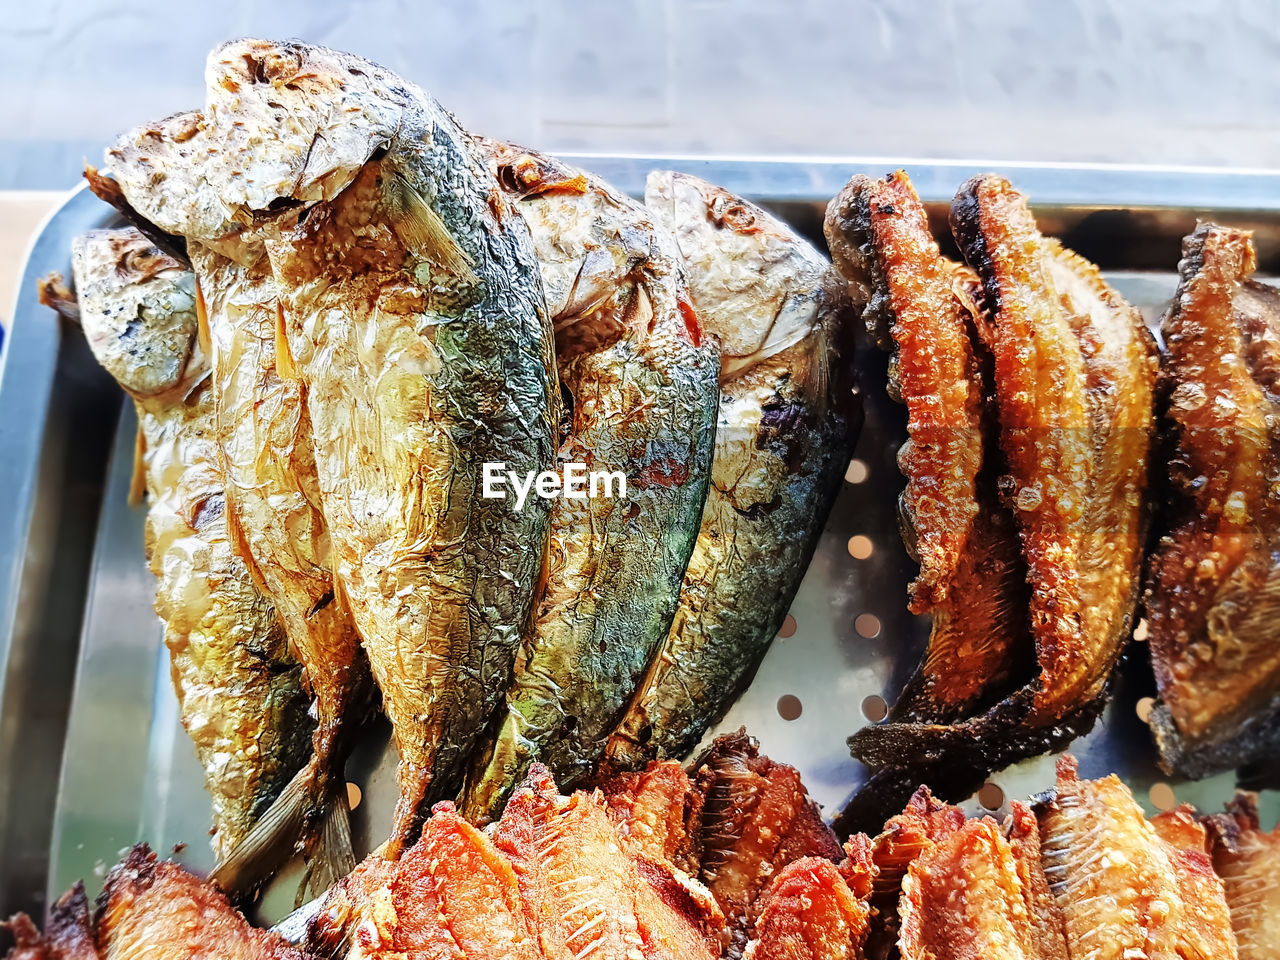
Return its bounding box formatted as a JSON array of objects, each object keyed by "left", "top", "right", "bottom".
[{"left": 3, "top": 0, "right": 1280, "bottom": 190}]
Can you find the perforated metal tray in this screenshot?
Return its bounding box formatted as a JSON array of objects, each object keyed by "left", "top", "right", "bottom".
[{"left": 3, "top": 158, "right": 1279, "bottom": 925}]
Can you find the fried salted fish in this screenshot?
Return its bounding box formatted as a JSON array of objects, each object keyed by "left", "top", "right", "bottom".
[
  {"left": 847, "top": 175, "right": 1156, "bottom": 803},
  {"left": 68, "top": 228, "right": 311, "bottom": 861},
  {"left": 104, "top": 40, "right": 559, "bottom": 855},
  {"left": 1144, "top": 222, "right": 1280, "bottom": 778},
  {"left": 1206, "top": 793, "right": 1280, "bottom": 960},
  {"left": 460, "top": 143, "right": 720, "bottom": 820}
]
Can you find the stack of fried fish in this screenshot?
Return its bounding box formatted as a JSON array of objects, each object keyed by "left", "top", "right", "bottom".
[
  {"left": 45, "top": 37, "right": 858, "bottom": 890},
  {"left": 7, "top": 744, "right": 1274, "bottom": 960}
]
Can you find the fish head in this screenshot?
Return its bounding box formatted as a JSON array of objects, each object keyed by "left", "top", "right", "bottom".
[
  {"left": 71, "top": 228, "right": 203, "bottom": 401},
  {"left": 105, "top": 39, "right": 434, "bottom": 259},
  {"left": 645, "top": 171, "right": 834, "bottom": 382}
]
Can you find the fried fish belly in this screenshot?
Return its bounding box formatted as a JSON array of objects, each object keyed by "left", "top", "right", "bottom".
[
  {"left": 459, "top": 143, "right": 720, "bottom": 820},
  {"left": 1150, "top": 806, "right": 1239, "bottom": 960},
  {"left": 68, "top": 228, "right": 311, "bottom": 861},
  {"left": 1143, "top": 223, "right": 1280, "bottom": 779},
  {"left": 850, "top": 175, "right": 1157, "bottom": 785},
  {"left": 104, "top": 40, "right": 559, "bottom": 855},
  {"left": 1205, "top": 792, "right": 1280, "bottom": 960},
  {"left": 2, "top": 883, "right": 98, "bottom": 960},
  {"left": 97, "top": 846, "right": 312, "bottom": 960},
  {"left": 606, "top": 172, "right": 860, "bottom": 768},
  {"left": 193, "top": 249, "right": 369, "bottom": 891},
  {"left": 1037, "top": 756, "right": 1236, "bottom": 960},
  {"left": 744, "top": 855, "right": 872, "bottom": 960}
]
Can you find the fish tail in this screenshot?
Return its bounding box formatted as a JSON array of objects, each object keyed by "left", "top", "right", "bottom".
[
  {"left": 209, "top": 755, "right": 337, "bottom": 895},
  {"left": 297, "top": 787, "right": 356, "bottom": 906}
]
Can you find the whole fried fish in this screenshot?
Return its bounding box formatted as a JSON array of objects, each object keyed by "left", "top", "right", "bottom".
[
  {"left": 457, "top": 143, "right": 720, "bottom": 820},
  {"left": 103, "top": 40, "right": 559, "bottom": 856},
  {"left": 68, "top": 227, "right": 312, "bottom": 861},
  {"left": 605, "top": 172, "right": 859, "bottom": 768},
  {"left": 847, "top": 175, "right": 1156, "bottom": 802},
  {"left": 1144, "top": 223, "right": 1280, "bottom": 778},
  {"left": 193, "top": 248, "right": 368, "bottom": 893}
]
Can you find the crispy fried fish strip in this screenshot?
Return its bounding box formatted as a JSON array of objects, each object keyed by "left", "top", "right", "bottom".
[
  {"left": 1150, "top": 806, "right": 1239, "bottom": 960},
  {"left": 745, "top": 858, "right": 871, "bottom": 960},
  {"left": 1205, "top": 792, "right": 1280, "bottom": 960},
  {"left": 1145, "top": 222, "right": 1280, "bottom": 778}
]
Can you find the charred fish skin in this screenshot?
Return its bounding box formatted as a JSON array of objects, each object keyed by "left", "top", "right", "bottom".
[
  {"left": 1144, "top": 223, "right": 1280, "bottom": 779},
  {"left": 71, "top": 228, "right": 312, "bottom": 861},
  {"left": 605, "top": 172, "right": 860, "bottom": 768},
  {"left": 823, "top": 171, "right": 1031, "bottom": 729},
  {"left": 459, "top": 142, "right": 720, "bottom": 820},
  {"left": 105, "top": 40, "right": 559, "bottom": 855}
]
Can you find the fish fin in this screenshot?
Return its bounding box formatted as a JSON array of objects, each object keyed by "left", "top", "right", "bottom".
[
  {"left": 193, "top": 275, "right": 212, "bottom": 362},
  {"left": 128, "top": 423, "right": 147, "bottom": 506},
  {"left": 210, "top": 761, "right": 317, "bottom": 896},
  {"left": 275, "top": 302, "right": 301, "bottom": 381},
  {"left": 386, "top": 172, "right": 479, "bottom": 285},
  {"left": 300, "top": 787, "right": 357, "bottom": 905}
]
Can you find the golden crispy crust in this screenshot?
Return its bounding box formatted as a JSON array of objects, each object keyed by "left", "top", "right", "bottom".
[
  {"left": 1145, "top": 222, "right": 1280, "bottom": 777},
  {"left": 1205, "top": 793, "right": 1280, "bottom": 960},
  {"left": 599, "top": 761, "right": 705, "bottom": 874},
  {"left": 95, "top": 846, "right": 309, "bottom": 960},
  {"left": 1150, "top": 807, "right": 1239, "bottom": 959},
  {"left": 745, "top": 858, "right": 870, "bottom": 960}
]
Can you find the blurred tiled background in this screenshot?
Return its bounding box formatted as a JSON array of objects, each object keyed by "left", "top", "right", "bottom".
[{"left": 5, "top": 0, "right": 1280, "bottom": 320}]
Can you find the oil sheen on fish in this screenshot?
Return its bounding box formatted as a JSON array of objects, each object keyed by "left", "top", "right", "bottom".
[
  {"left": 848, "top": 175, "right": 1156, "bottom": 793},
  {"left": 605, "top": 172, "right": 859, "bottom": 768},
  {"left": 1037, "top": 756, "right": 1235, "bottom": 960},
  {"left": 824, "top": 171, "right": 1031, "bottom": 726},
  {"left": 103, "top": 39, "right": 559, "bottom": 855},
  {"left": 192, "top": 247, "right": 368, "bottom": 892},
  {"left": 1144, "top": 223, "right": 1280, "bottom": 778},
  {"left": 459, "top": 142, "right": 720, "bottom": 820},
  {"left": 744, "top": 857, "right": 872, "bottom": 960},
  {"left": 70, "top": 227, "right": 312, "bottom": 861}
]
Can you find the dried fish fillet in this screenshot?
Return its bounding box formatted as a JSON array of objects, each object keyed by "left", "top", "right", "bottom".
[
  {"left": 460, "top": 143, "right": 719, "bottom": 820},
  {"left": 606, "top": 172, "right": 859, "bottom": 769},
  {"left": 1205, "top": 793, "right": 1280, "bottom": 960},
  {"left": 1144, "top": 222, "right": 1280, "bottom": 778},
  {"left": 104, "top": 40, "right": 559, "bottom": 855},
  {"left": 848, "top": 175, "right": 1156, "bottom": 794},
  {"left": 68, "top": 228, "right": 311, "bottom": 861}
]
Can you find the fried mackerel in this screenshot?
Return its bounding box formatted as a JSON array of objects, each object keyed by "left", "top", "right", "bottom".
[
  {"left": 1144, "top": 223, "right": 1280, "bottom": 778},
  {"left": 825, "top": 171, "right": 1031, "bottom": 830},
  {"left": 103, "top": 40, "right": 559, "bottom": 855},
  {"left": 847, "top": 175, "right": 1157, "bottom": 801},
  {"left": 606, "top": 172, "right": 859, "bottom": 768},
  {"left": 1038, "top": 756, "right": 1237, "bottom": 960},
  {"left": 459, "top": 143, "right": 720, "bottom": 820},
  {"left": 1206, "top": 793, "right": 1280, "bottom": 959},
  {"left": 68, "top": 228, "right": 311, "bottom": 861},
  {"left": 194, "top": 249, "right": 368, "bottom": 893}
]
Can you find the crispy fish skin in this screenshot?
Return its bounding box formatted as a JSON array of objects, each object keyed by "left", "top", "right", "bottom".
[
  {"left": 850, "top": 176, "right": 1156, "bottom": 782},
  {"left": 1205, "top": 792, "right": 1280, "bottom": 959},
  {"left": 824, "top": 171, "right": 1030, "bottom": 728},
  {"left": 600, "top": 760, "right": 705, "bottom": 874},
  {"left": 194, "top": 248, "right": 368, "bottom": 872},
  {"left": 606, "top": 172, "right": 859, "bottom": 768},
  {"left": 1036, "top": 756, "right": 1229, "bottom": 960},
  {"left": 743, "top": 858, "right": 871, "bottom": 960},
  {"left": 1144, "top": 223, "right": 1280, "bottom": 778},
  {"left": 1150, "top": 807, "right": 1239, "bottom": 960},
  {"left": 96, "top": 846, "right": 312, "bottom": 960},
  {"left": 460, "top": 143, "right": 720, "bottom": 819},
  {"left": 898, "top": 815, "right": 1068, "bottom": 960},
  {"left": 106, "top": 40, "right": 559, "bottom": 855},
  {"left": 70, "top": 228, "right": 311, "bottom": 861},
  {"left": 2, "top": 882, "right": 98, "bottom": 960}
]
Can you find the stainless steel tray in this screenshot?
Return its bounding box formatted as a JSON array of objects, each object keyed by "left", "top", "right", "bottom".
[{"left": 3, "top": 158, "right": 1280, "bottom": 924}]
